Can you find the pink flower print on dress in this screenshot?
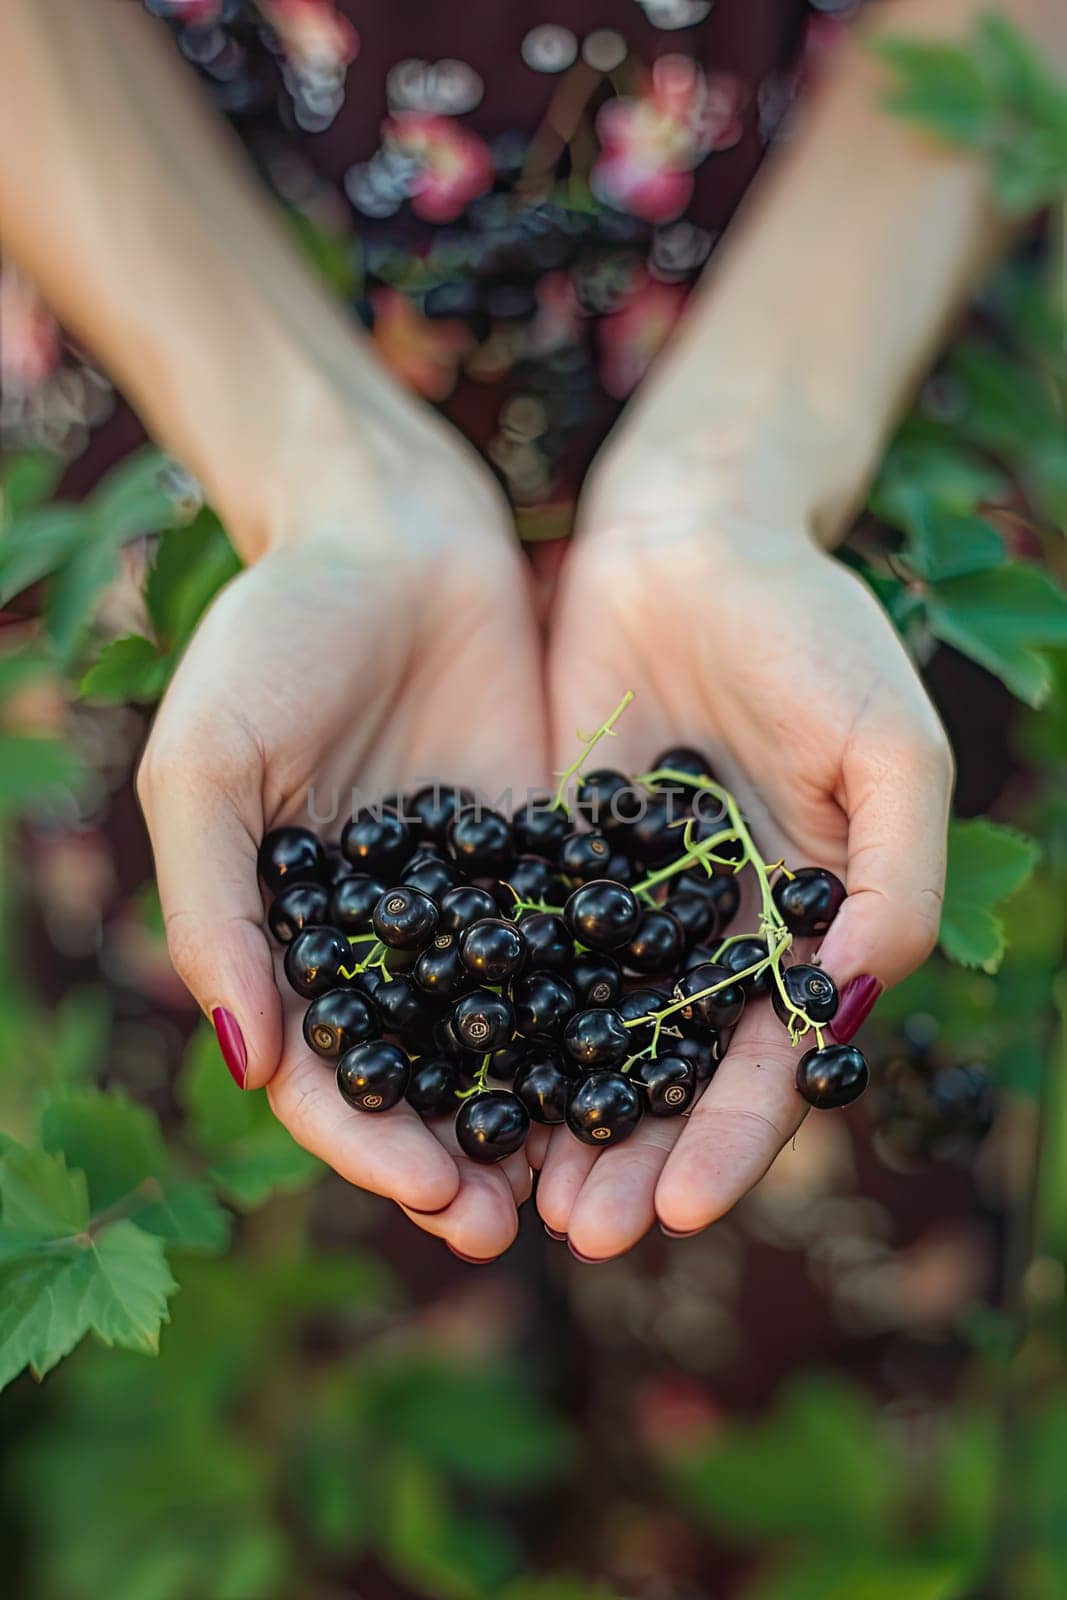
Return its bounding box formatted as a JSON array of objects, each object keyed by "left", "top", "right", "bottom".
[
  {"left": 597, "top": 268, "right": 686, "bottom": 398},
  {"left": 370, "top": 288, "right": 474, "bottom": 401},
  {"left": 383, "top": 112, "right": 494, "bottom": 224}
]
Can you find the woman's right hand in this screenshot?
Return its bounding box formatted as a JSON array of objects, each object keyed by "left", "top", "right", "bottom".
[{"left": 137, "top": 408, "right": 549, "bottom": 1261}]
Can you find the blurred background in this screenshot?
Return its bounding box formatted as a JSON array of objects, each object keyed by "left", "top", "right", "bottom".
[{"left": 1, "top": 4, "right": 1066, "bottom": 1598}]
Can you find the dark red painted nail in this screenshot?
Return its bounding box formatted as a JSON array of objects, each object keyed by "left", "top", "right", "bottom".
[
  {"left": 568, "top": 1243, "right": 606, "bottom": 1264},
  {"left": 830, "top": 974, "right": 883, "bottom": 1043},
  {"left": 212, "top": 1007, "right": 247, "bottom": 1088},
  {"left": 544, "top": 1225, "right": 567, "bottom": 1241},
  {"left": 447, "top": 1245, "right": 494, "bottom": 1265}
]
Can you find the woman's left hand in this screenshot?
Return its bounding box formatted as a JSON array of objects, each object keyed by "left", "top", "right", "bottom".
[{"left": 538, "top": 447, "right": 954, "bottom": 1259}]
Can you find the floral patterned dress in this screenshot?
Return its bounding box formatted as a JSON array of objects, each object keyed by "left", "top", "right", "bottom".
[{"left": 3, "top": 0, "right": 858, "bottom": 531}]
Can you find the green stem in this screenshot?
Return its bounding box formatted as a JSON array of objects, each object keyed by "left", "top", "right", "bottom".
[
  {"left": 455, "top": 1052, "right": 493, "bottom": 1101},
  {"left": 552, "top": 689, "right": 635, "bottom": 812}
]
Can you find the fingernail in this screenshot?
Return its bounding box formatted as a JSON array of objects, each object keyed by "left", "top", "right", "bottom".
[
  {"left": 447, "top": 1245, "right": 493, "bottom": 1265},
  {"left": 830, "top": 974, "right": 883, "bottom": 1043},
  {"left": 543, "top": 1225, "right": 567, "bottom": 1241},
  {"left": 212, "top": 1007, "right": 247, "bottom": 1088},
  {"left": 659, "top": 1224, "right": 702, "bottom": 1239},
  {"left": 568, "top": 1243, "right": 605, "bottom": 1264}
]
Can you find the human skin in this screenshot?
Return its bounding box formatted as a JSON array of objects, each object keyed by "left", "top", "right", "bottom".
[{"left": 1, "top": 0, "right": 1063, "bottom": 1259}]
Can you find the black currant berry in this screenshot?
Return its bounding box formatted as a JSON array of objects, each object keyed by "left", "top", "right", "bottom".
[
  {"left": 451, "top": 989, "right": 515, "bottom": 1052},
  {"left": 666, "top": 892, "right": 719, "bottom": 947},
  {"left": 928, "top": 1063, "right": 995, "bottom": 1137},
  {"left": 683, "top": 943, "right": 717, "bottom": 972},
  {"left": 438, "top": 884, "right": 501, "bottom": 934},
  {"left": 372, "top": 886, "right": 440, "bottom": 950},
  {"left": 406, "top": 784, "right": 475, "bottom": 844},
  {"left": 401, "top": 854, "right": 465, "bottom": 901},
  {"left": 487, "top": 1041, "right": 533, "bottom": 1082},
  {"left": 563, "top": 879, "right": 641, "bottom": 952},
  {"left": 623, "top": 908, "right": 686, "bottom": 976},
  {"left": 796, "top": 1043, "right": 869, "bottom": 1109},
  {"left": 575, "top": 768, "right": 644, "bottom": 830},
  {"left": 718, "top": 937, "right": 772, "bottom": 996},
  {"left": 624, "top": 792, "right": 686, "bottom": 866},
  {"left": 413, "top": 933, "right": 471, "bottom": 1001},
  {"left": 455, "top": 1090, "right": 530, "bottom": 1163},
  {"left": 558, "top": 830, "right": 614, "bottom": 882},
  {"left": 672, "top": 963, "right": 746, "bottom": 1034},
  {"left": 268, "top": 881, "right": 331, "bottom": 944},
  {"left": 673, "top": 870, "right": 741, "bottom": 930},
  {"left": 520, "top": 911, "right": 574, "bottom": 971},
  {"left": 773, "top": 866, "right": 847, "bottom": 937},
  {"left": 303, "top": 988, "right": 380, "bottom": 1059},
  {"left": 498, "top": 857, "right": 567, "bottom": 907},
  {"left": 772, "top": 965, "right": 839, "bottom": 1027},
  {"left": 373, "top": 973, "right": 432, "bottom": 1037},
  {"left": 631, "top": 1052, "right": 696, "bottom": 1116},
  {"left": 616, "top": 987, "right": 671, "bottom": 1046},
  {"left": 284, "top": 926, "right": 352, "bottom": 999},
  {"left": 458, "top": 918, "right": 527, "bottom": 984},
  {"left": 512, "top": 971, "right": 577, "bottom": 1039},
  {"left": 330, "top": 873, "right": 389, "bottom": 934},
  {"left": 406, "top": 1054, "right": 463, "bottom": 1116},
  {"left": 258, "top": 826, "right": 327, "bottom": 892},
  {"left": 447, "top": 806, "right": 514, "bottom": 874},
  {"left": 337, "top": 1039, "right": 410, "bottom": 1112},
  {"left": 341, "top": 807, "right": 411, "bottom": 878},
  {"left": 511, "top": 797, "right": 570, "bottom": 857},
  {"left": 671, "top": 1033, "right": 726, "bottom": 1082},
  {"left": 566, "top": 1071, "right": 642, "bottom": 1146},
  {"left": 562, "top": 1007, "right": 629, "bottom": 1071},
  {"left": 513, "top": 1052, "right": 575, "bottom": 1124},
  {"left": 568, "top": 953, "right": 623, "bottom": 1008},
  {"left": 651, "top": 745, "right": 715, "bottom": 788}
]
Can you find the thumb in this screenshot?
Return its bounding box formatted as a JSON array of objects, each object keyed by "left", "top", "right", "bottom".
[
  {"left": 817, "top": 721, "right": 953, "bottom": 1040},
  {"left": 137, "top": 734, "right": 283, "bottom": 1090}
]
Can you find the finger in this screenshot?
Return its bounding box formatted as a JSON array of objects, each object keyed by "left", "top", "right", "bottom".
[
  {"left": 138, "top": 732, "right": 282, "bottom": 1089},
  {"left": 399, "top": 1119, "right": 531, "bottom": 1261},
  {"left": 566, "top": 1115, "right": 684, "bottom": 1260},
  {"left": 654, "top": 1009, "right": 808, "bottom": 1235},
  {"left": 535, "top": 1125, "right": 600, "bottom": 1236},
  {"left": 267, "top": 1043, "right": 461, "bottom": 1213},
  {"left": 818, "top": 720, "right": 953, "bottom": 1031}
]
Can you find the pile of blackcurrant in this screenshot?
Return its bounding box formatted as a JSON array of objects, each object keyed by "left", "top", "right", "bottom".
[{"left": 257, "top": 695, "right": 869, "bottom": 1165}]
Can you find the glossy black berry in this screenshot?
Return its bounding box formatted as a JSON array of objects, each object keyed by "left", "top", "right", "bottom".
[
  {"left": 341, "top": 807, "right": 411, "bottom": 878},
  {"left": 438, "top": 884, "right": 501, "bottom": 934},
  {"left": 373, "top": 973, "right": 433, "bottom": 1037},
  {"left": 605, "top": 851, "right": 634, "bottom": 884},
  {"left": 513, "top": 1051, "right": 575, "bottom": 1124},
  {"left": 337, "top": 1039, "right": 410, "bottom": 1112},
  {"left": 372, "top": 886, "right": 440, "bottom": 950},
  {"left": 772, "top": 965, "right": 839, "bottom": 1027},
  {"left": 487, "top": 1041, "right": 533, "bottom": 1082},
  {"left": 566, "top": 1070, "right": 642, "bottom": 1146},
  {"left": 512, "top": 971, "right": 576, "bottom": 1039},
  {"left": 623, "top": 908, "right": 686, "bottom": 976},
  {"left": 568, "top": 953, "right": 623, "bottom": 1008},
  {"left": 401, "top": 854, "right": 465, "bottom": 901},
  {"left": 687, "top": 803, "right": 745, "bottom": 866},
  {"left": 268, "top": 881, "right": 330, "bottom": 944},
  {"left": 447, "top": 806, "right": 514, "bottom": 874},
  {"left": 624, "top": 792, "right": 687, "bottom": 866},
  {"left": 559, "top": 830, "right": 614, "bottom": 882},
  {"left": 796, "top": 1043, "right": 869, "bottom": 1108},
  {"left": 671, "top": 870, "right": 741, "bottom": 929},
  {"left": 773, "top": 867, "right": 847, "bottom": 937},
  {"left": 406, "top": 784, "right": 475, "bottom": 844},
  {"left": 284, "top": 926, "right": 352, "bottom": 999},
  {"left": 258, "top": 826, "right": 327, "bottom": 892},
  {"left": 615, "top": 988, "right": 670, "bottom": 1046},
  {"left": 562, "top": 1007, "right": 629, "bottom": 1071},
  {"left": 303, "top": 988, "right": 380, "bottom": 1059},
  {"left": 670, "top": 1033, "right": 727, "bottom": 1082},
  {"left": 498, "top": 856, "right": 567, "bottom": 908},
  {"left": 683, "top": 942, "right": 717, "bottom": 972},
  {"left": 631, "top": 1052, "right": 697, "bottom": 1116},
  {"left": 451, "top": 989, "right": 515, "bottom": 1052},
  {"left": 651, "top": 745, "right": 715, "bottom": 788},
  {"left": 413, "top": 933, "right": 471, "bottom": 1001},
  {"left": 563, "top": 879, "right": 641, "bottom": 952},
  {"left": 520, "top": 911, "right": 574, "bottom": 971},
  {"left": 458, "top": 918, "right": 527, "bottom": 984},
  {"left": 511, "top": 797, "right": 570, "bottom": 857},
  {"left": 672, "top": 963, "right": 746, "bottom": 1034},
  {"left": 575, "top": 769, "right": 644, "bottom": 830},
  {"left": 666, "top": 891, "right": 719, "bottom": 947},
  {"left": 718, "top": 937, "right": 772, "bottom": 996},
  {"left": 455, "top": 1090, "right": 530, "bottom": 1163},
  {"left": 928, "top": 1063, "right": 995, "bottom": 1136},
  {"left": 406, "top": 1054, "right": 463, "bottom": 1117},
  {"left": 329, "top": 873, "right": 388, "bottom": 935}
]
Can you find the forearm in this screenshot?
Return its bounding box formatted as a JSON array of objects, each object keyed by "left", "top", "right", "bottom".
[
  {"left": 0, "top": 0, "right": 416, "bottom": 556},
  {"left": 618, "top": 0, "right": 1065, "bottom": 547}
]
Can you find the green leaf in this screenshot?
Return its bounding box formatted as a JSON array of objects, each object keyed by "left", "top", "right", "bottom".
[
  {"left": 0, "top": 734, "right": 82, "bottom": 818},
  {"left": 383, "top": 1456, "right": 519, "bottom": 1600},
  {"left": 1, "top": 452, "right": 64, "bottom": 520},
  {"left": 903, "top": 508, "right": 1006, "bottom": 583},
  {"left": 134, "top": 1180, "right": 231, "bottom": 1255},
  {"left": 80, "top": 634, "right": 170, "bottom": 704},
  {"left": 80, "top": 1221, "right": 177, "bottom": 1354},
  {"left": 745, "top": 1554, "right": 968, "bottom": 1600},
  {"left": 0, "top": 503, "right": 86, "bottom": 604},
  {"left": 46, "top": 534, "right": 124, "bottom": 663},
  {"left": 870, "top": 435, "right": 1005, "bottom": 528},
  {"left": 145, "top": 511, "right": 240, "bottom": 652},
  {"left": 0, "top": 1255, "right": 96, "bottom": 1388},
  {"left": 876, "top": 38, "right": 993, "bottom": 143},
  {"left": 939, "top": 818, "right": 1040, "bottom": 972},
  {"left": 179, "top": 1025, "right": 321, "bottom": 1209},
  {"left": 53, "top": 987, "right": 112, "bottom": 1084},
  {"left": 0, "top": 1139, "right": 89, "bottom": 1237},
  {"left": 925, "top": 563, "right": 1067, "bottom": 706},
  {"left": 87, "top": 446, "right": 179, "bottom": 545}
]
